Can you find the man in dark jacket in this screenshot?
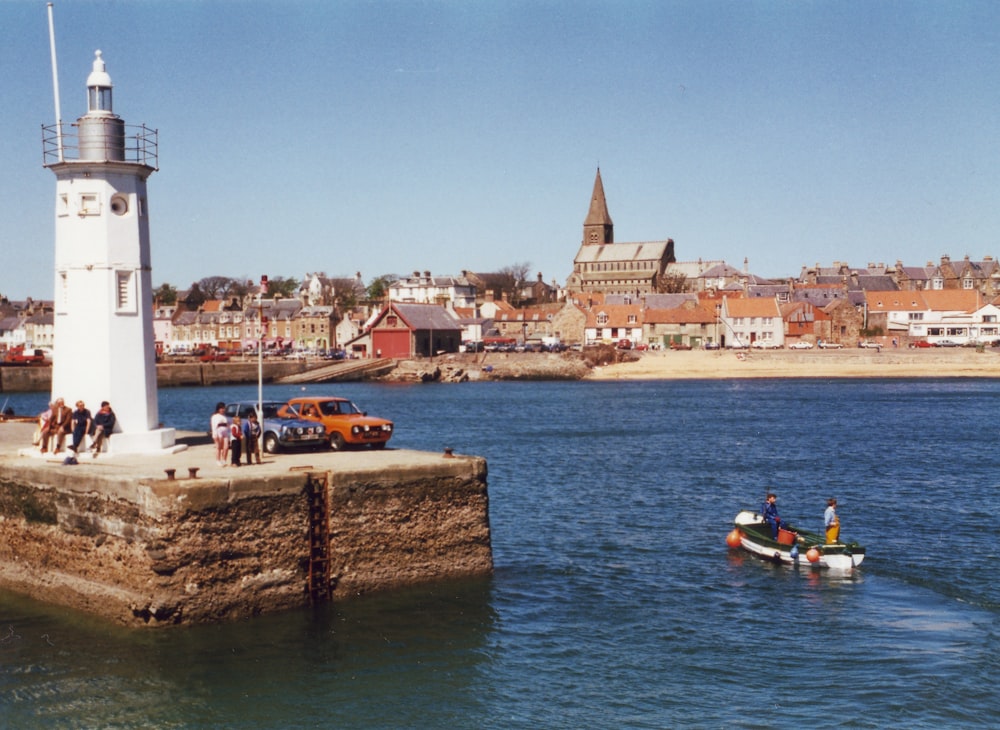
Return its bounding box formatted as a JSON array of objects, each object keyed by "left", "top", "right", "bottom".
[{"left": 90, "top": 401, "right": 116, "bottom": 456}]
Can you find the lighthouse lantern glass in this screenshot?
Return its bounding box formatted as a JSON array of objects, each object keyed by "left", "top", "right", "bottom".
[{"left": 89, "top": 87, "right": 113, "bottom": 113}]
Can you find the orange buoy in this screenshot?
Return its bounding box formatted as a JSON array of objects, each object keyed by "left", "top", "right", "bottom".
[
  {"left": 806, "top": 547, "right": 821, "bottom": 563},
  {"left": 726, "top": 529, "right": 742, "bottom": 548}
]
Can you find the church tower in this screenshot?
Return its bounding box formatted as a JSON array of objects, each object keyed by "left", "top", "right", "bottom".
[
  {"left": 582, "top": 168, "right": 614, "bottom": 245},
  {"left": 43, "top": 51, "right": 178, "bottom": 454}
]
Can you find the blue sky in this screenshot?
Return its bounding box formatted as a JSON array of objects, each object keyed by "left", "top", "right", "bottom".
[{"left": 3, "top": 1, "right": 999, "bottom": 299}]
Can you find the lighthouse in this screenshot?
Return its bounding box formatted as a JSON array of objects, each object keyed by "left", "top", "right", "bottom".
[{"left": 43, "top": 51, "right": 179, "bottom": 454}]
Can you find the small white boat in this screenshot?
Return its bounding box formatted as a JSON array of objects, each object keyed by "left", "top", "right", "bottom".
[{"left": 728, "top": 510, "right": 865, "bottom": 570}]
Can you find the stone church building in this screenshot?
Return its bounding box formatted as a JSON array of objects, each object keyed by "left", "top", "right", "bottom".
[{"left": 565, "top": 169, "right": 676, "bottom": 295}]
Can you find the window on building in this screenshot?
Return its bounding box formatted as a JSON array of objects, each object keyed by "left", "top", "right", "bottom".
[{"left": 115, "top": 270, "right": 136, "bottom": 313}]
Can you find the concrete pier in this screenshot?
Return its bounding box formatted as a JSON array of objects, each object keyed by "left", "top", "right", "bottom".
[{"left": 0, "top": 422, "right": 492, "bottom": 627}]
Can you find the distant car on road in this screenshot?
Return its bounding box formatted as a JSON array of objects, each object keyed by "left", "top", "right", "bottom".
[
  {"left": 934, "top": 339, "right": 961, "bottom": 347},
  {"left": 669, "top": 341, "right": 692, "bottom": 351},
  {"left": 909, "top": 340, "right": 933, "bottom": 348},
  {"left": 789, "top": 341, "right": 814, "bottom": 350},
  {"left": 283, "top": 396, "right": 394, "bottom": 451},
  {"left": 818, "top": 341, "right": 844, "bottom": 349},
  {"left": 224, "top": 401, "right": 327, "bottom": 454},
  {"left": 751, "top": 340, "right": 782, "bottom": 349},
  {"left": 703, "top": 342, "right": 721, "bottom": 350},
  {"left": 200, "top": 351, "right": 231, "bottom": 362},
  {"left": 859, "top": 341, "right": 882, "bottom": 350}
]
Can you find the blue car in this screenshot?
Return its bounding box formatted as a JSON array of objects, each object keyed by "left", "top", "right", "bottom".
[{"left": 224, "top": 401, "right": 327, "bottom": 454}]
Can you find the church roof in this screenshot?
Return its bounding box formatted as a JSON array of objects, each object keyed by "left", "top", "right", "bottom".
[{"left": 573, "top": 241, "right": 672, "bottom": 264}]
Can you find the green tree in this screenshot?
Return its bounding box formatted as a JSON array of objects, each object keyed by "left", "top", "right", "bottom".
[
  {"left": 366, "top": 274, "right": 397, "bottom": 303},
  {"left": 266, "top": 276, "right": 300, "bottom": 299},
  {"left": 153, "top": 282, "right": 177, "bottom": 305},
  {"left": 197, "top": 276, "right": 232, "bottom": 299},
  {"left": 655, "top": 272, "right": 689, "bottom": 293}
]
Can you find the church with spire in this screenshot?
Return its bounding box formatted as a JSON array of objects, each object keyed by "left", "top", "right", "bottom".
[{"left": 565, "top": 169, "right": 676, "bottom": 296}]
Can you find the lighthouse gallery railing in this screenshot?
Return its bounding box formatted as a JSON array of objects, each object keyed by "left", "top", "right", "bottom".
[{"left": 42, "top": 122, "right": 158, "bottom": 169}]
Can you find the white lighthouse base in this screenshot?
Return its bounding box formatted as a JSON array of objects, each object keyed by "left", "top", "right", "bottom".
[{"left": 107, "top": 428, "right": 187, "bottom": 455}]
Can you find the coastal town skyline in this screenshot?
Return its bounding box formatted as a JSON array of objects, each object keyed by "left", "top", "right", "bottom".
[{"left": 3, "top": 2, "right": 999, "bottom": 300}]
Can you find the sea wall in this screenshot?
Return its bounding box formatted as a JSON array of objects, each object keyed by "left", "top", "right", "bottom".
[
  {"left": 0, "top": 443, "right": 492, "bottom": 626},
  {"left": 0, "top": 361, "right": 314, "bottom": 393}
]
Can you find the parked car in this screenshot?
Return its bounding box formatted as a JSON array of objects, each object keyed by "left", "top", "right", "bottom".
[
  {"left": 789, "top": 341, "right": 814, "bottom": 349},
  {"left": 818, "top": 341, "right": 844, "bottom": 349},
  {"left": 200, "top": 351, "right": 231, "bottom": 362},
  {"left": 3, "top": 347, "right": 49, "bottom": 365},
  {"left": 934, "top": 339, "right": 961, "bottom": 347},
  {"left": 617, "top": 339, "right": 632, "bottom": 350},
  {"left": 283, "top": 396, "right": 394, "bottom": 451},
  {"left": 703, "top": 342, "right": 721, "bottom": 350},
  {"left": 224, "top": 401, "right": 327, "bottom": 454},
  {"left": 669, "top": 341, "right": 692, "bottom": 351},
  {"left": 909, "top": 340, "right": 933, "bottom": 348},
  {"left": 859, "top": 341, "right": 882, "bottom": 350},
  {"left": 751, "top": 341, "right": 782, "bottom": 349}
]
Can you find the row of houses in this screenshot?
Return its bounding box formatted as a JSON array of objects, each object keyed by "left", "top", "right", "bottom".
[{"left": 5, "top": 279, "right": 1000, "bottom": 359}]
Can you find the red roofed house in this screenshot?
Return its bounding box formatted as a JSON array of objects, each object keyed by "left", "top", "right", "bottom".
[
  {"left": 584, "top": 303, "right": 644, "bottom": 346},
  {"left": 368, "top": 303, "right": 462, "bottom": 358},
  {"left": 642, "top": 299, "right": 719, "bottom": 348}
]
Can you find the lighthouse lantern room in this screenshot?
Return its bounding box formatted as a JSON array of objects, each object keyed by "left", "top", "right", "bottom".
[{"left": 43, "top": 51, "right": 179, "bottom": 455}]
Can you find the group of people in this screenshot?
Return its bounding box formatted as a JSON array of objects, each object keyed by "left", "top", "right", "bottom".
[
  {"left": 210, "top": 402, "right": 262, "bottom": 467},
  {"left": 37, "top": 398, "right": 116, "bottom": 457},
  {"left": 761, "top": 492, "right": 841, "bottom": 544}
]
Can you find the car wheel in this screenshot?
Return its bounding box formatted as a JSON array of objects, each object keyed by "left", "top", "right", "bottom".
[
  {"left": 329, "top": 433, "right": 345, "bottom": 451},
  {"left": 263, "top": 433, "right": 280, "bottom": 454}
]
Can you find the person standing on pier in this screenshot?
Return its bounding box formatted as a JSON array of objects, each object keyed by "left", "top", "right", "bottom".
[
  {"left": 211, "top": 402, "right": 230, "bottom": 467},
  {"left": 229, "top": 416, "right": 243, "bottom": 466},
  {"left": 243, "top": 411, "right": 262, "bottom": 465}
]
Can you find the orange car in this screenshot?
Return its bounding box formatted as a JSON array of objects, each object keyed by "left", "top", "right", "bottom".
[{"left": 282, "top": 396, "right": 394, "bottom": 451}]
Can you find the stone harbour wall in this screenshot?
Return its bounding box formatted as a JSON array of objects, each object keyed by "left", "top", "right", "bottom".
[{"left": 0, "top": 444, "right": 492, "bottom": 627}]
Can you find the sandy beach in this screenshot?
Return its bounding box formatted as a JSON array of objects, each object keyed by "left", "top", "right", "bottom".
[{"left": 586, "top": 347, "right": 1000, "bottom": 380}]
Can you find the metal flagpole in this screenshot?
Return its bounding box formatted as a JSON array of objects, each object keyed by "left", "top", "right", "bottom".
[{"left": 46, "top": 3, "right": 64, "bottom": 162}]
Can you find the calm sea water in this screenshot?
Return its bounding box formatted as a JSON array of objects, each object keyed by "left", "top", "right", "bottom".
[{"left": 1, "top": 378, "right": 999, "bottom": 728}]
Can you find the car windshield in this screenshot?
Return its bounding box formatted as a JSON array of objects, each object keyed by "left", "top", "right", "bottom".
[{"left": 318, "top": 400, "right": 362, "bottom": 416}]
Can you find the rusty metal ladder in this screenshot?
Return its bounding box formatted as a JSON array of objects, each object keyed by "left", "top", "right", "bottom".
[{"left": 304, "top": 473, "right": 332, "bottom": 602}]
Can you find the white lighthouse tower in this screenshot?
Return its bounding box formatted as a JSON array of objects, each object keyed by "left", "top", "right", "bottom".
[{"left": 43, "top": 50, "right": 178, "bottom": 454}]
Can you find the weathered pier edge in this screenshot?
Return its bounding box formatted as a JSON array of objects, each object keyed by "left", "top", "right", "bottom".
[{"left": 0, "top": 437, "right": 492, "bottom": 627}]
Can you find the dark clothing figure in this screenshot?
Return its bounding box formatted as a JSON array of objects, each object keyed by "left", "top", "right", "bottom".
[
  {"left": 761, "top": 494, "right": 782, "bottom": 540},
  {"left": 229, "top": 420, "right": 243, "bottom": 466},
  {"left": 243, "top": 416, "right": 262, "bottom": 465},
  {"left": 91, "top": 402, "right": 116, "bottom": 455},
  {"left": 70, "top": 404, "right": 92, "bottom": 452}
]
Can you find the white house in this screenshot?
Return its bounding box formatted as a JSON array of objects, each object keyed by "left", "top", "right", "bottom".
[
  {"left": 719, "top": 296, "right": 783, "bottom": 348},
  {"left": 389, "top": 271, "right": 476, "bottom": 309}
]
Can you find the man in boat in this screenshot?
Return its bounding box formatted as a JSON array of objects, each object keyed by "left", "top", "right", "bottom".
[
  {"left": 824, "top": 498, "right": 840, "bottom": 544},
  {"left": 761, "top": 492, "right": 782, "bottom": 540}
]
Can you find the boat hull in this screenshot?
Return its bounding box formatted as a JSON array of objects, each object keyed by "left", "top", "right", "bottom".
[{"left": 732, "top": 510, "right": 865, "bottom": 570}]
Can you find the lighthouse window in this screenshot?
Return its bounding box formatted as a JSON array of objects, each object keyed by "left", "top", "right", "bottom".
[
  {"left": 58, "top": 193, "right": 69, "bottom": 217},
  {"left": 78, "top": 193, "right": 101, "bottom": 216},
  {"left": 116, "top": 271, "right": 136, "bottom": 313}
]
